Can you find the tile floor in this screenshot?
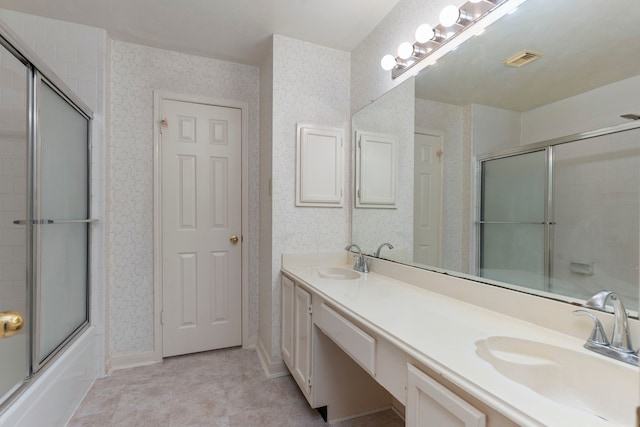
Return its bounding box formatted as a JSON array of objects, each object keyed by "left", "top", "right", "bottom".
[{"left": 68, "top": 347, "right": 404, "bottom": 426}]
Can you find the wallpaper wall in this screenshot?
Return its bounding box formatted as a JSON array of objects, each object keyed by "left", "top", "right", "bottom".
[
  {"left": 262, "top": 35, "right": 351, "bottom": 363},
  {"left": 109, "top": 41, "right": 260, "bottom": 356},
  {"left": 352, "top": 78, "right": 415, "bottom": 259},
  {"left": 0, "top": 9, "right": 108, "bottom": 370},
  {"left": 258, "top": 42, "right": 274, "bottom": 358}
]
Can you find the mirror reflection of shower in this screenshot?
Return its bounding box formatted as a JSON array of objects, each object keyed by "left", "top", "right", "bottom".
[{"left": 478, "top": 128, "right": 640, "bottom": 311}]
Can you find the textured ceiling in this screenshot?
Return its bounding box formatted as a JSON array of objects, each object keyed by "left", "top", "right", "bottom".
[
  {"left": 0, "top": 0, "right": 401, "bottom": 65},
  {"left": 415, "top": 0, "right": 640, "bottom": 111}
]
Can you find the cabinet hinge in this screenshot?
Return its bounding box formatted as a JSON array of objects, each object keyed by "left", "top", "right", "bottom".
[
  {"left": 160, "top": 310, "right": 164, "bottom": 325},
  {"left": 308, "top": 305, "right": 313, "bottom": 315},
  {"left": 308, "top": 376, "right": 312, "bottom": 387},
  {"left": 357, "top": 189, "right": 361, "bottom": 199}
]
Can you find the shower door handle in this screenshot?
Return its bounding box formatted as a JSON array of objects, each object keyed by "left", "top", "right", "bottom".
[
  {"left": 45, "top": 219, "right": 98, "bottom": 224},
  {"left": 0, "top": 311, "right": 24, "bottom": 339},
  {"left": 13, "top": 219, "right": 98, "bottom": 225},
  {"left": 476, "top": 221, "right": 556, "bottom": 225}
]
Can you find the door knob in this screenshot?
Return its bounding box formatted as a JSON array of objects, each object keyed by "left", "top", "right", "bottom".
[
  {"left": 0, "top": 311, "right": 24, "bottom": 339},
  {"left": 230, "top": 235, "right": 239, "bottom": 244}
]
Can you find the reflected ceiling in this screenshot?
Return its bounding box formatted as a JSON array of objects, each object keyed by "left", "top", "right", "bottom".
[{"left": 415, "top": 0, "right": 640, "bottom": 111}]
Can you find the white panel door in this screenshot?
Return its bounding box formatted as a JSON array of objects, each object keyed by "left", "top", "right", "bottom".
[
  {"left": 161, "top": 99, "right": 242, "bottom": 357},
  {"left": 413, "top": 132, "right": 443, "bottom": 266}
]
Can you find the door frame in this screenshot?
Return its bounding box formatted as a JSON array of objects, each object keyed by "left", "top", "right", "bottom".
[{"left": 152, "top": 91, "right": 249, "bottom": 362}]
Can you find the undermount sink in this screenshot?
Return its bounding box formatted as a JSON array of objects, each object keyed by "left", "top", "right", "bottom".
[
  {"left": 476, "top": 336, "right": 639, "bottom": 426},
  {"left": 317, "top": 267, "right": 361, "bottom": 280}
]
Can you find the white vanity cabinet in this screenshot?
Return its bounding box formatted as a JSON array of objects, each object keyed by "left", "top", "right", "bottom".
[
  {"left": 281, "top": 275, "right": 315, "bottom": 403},
  {"left": 281, "top": 273, "right": 395, "bottom": 421},
  {"left": 407, "top": 364, "right": 486, "bottom": 427},
  {"left": 281, "top": 267, "right": 520, "bottom": 427}
]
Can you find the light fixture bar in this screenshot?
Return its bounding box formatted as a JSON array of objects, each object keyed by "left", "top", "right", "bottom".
[{"left": 387, "top": 0, "right": 509, "bottom": 79}]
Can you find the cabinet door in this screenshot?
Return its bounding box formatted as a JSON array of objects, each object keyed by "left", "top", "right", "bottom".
[
  {"left": 355, "top": 131, "right": 398, "bottom": 208},
  {"left": 407, "top": 364, "right": 485, "bottom": 427},
  {"left": 293, "top": 286, "right": 313, "bottom": 396},
  {"left": 296, "top": 124, "right": 344, "bottom": 207},
  {"left": 281, "top": 276, "right": 295, "bottom": 368}
]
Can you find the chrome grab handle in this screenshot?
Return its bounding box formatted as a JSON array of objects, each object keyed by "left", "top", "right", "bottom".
[
  {"left": 46, "top": 219, "right": 99, "bottom": 224},
  {"left": 13, "top": 219, "right": 98, "bottom": 225},
  {"left": 476, "top": 221, "right": 557, "bottom": 225}
]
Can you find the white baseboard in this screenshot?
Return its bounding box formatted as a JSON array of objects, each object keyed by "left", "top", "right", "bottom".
[
  {"left": 256, "top": 337, "right": 288, "bottom": 378},
  {"left": 243, "top": 335, "right": 257, "bottom": 349},
  {"left": 391, "top": 397, "right": 406, "bottom": 421},
  {"left": 110, "top": 350, "right": 158, "bottom": 371}
]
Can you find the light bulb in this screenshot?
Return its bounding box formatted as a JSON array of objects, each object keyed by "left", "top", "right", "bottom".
[
  {"left": 469, "top": 0, "right": 483, "bottom": 3},
  {"left": 415, "top": 24, "right": 435, "bottom": 43},
  {"left": 439, "top": 5, "right": 460, "bottom": 27},
  {"left": 380, "top": 55, "right": 397, "bottom": 71},
  {"left": 397, "top": 42, "right": 415, "bottom": 59}
]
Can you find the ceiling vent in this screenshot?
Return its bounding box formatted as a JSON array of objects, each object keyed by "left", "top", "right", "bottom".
[{"left": 502, "top": 50, "right": 543, "bottom": 67}]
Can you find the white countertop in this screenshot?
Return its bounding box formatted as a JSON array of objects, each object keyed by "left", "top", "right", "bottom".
[{"left": 282, "top": 256, "right": 638, "bottom": 427}]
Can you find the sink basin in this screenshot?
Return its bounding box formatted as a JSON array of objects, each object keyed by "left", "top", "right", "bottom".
[
  {"left": 476, "top": 336, "right": 638, "bottom": 425},
  {"left": 317, "top": 267, "right": 361, "bottom": 280}
]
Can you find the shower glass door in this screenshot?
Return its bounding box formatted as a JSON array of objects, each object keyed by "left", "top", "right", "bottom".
[
  {"left": 35, "top": 78, "right": 90, "bottom": 367},
  {"left": 0, "top": 44, "right": 29, "bottom": 402},
  {"left": 479, "top": 149, "right": 548, "bottom": 291}
]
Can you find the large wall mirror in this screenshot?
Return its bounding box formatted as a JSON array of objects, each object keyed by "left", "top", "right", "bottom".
[{"left": 352, "top": 0, "right": 640, "bottom": 313}]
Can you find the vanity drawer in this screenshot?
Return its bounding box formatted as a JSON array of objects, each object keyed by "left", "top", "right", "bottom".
[{"left": 317, "top": 303, "right": 376, "bottom": 375}]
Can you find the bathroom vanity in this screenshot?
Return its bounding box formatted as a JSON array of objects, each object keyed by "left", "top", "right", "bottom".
[{"left": 281, "top": 252, "right": 639, "bottom": 426}]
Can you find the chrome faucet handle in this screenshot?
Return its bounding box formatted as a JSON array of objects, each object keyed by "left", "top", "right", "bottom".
[
  {"left": 361, "top": 257, "right": 369, "bottom": 273},
  {"left": 584, "top": 290, "right": 634, "bottom": 352},
  {"left": 573, "top": 310, "right": 609, "bottom": 346},
  {"left": 345, "top": 243, "right": 368, "bottom": 273},
  {"left": 374, "top": 242, "right": 394, "bottom": 258}
]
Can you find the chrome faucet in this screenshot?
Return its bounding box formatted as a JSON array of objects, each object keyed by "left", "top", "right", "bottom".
[
  {"left": 345, "top": 244, "right": 368, "bottom": 273},
  {"left": 374, "top": 242, "right": 393, "bottom": 258},
  {"left": 573, "top": 290, "right": 638, "bottom": 366}
]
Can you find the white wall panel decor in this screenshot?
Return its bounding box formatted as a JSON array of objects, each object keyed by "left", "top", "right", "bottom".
[{"left": 296, "top": 124, "right": 344, "bottom": 207}]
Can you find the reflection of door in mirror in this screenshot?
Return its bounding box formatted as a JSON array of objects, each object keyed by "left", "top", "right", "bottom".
[{"left": 413, "top": 131, "right": 443, "bottom": 266}]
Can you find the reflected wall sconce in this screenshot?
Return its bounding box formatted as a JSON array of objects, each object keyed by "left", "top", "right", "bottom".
[{"left": 381, "top": 0, "right": 509, "bottom": 79}]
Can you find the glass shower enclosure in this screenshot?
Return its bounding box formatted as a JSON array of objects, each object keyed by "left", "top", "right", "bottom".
[{"left": 0, "top": 37, "right": 93, "bottom": 407}]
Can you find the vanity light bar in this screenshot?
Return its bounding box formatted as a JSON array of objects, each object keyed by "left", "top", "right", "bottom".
[{"left": 382, "top": 0, "right": 508, "bottom": 79}]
